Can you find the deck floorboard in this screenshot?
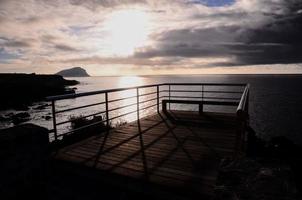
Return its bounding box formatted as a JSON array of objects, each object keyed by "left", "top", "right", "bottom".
[{"left": 53, "top": 111, "right": 240, "bottom": 199}]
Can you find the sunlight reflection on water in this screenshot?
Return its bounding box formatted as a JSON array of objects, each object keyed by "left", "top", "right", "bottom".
[{"left": 117, "top": 76, "right": 144, "bottom": 88}]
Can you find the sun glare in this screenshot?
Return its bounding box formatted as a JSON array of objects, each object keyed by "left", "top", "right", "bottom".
[
  {"left": 104, "top": 9, "right": 151, "bottom": 56},
  {"left": 117, "top": 76, "right": 144, "bottom": 87}
]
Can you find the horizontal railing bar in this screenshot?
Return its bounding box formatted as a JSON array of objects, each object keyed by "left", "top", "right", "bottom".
[
  {"left": 46, "top": 83, "right": 247, "bottom": 101},
  {"left": 203, "top": 90, "right": 243, "bottom": 94},
  {"left": 166, "top": 83, "right": 246, "bottom": 86},
  {"left": 55, "top": 92, "right": 166, "bottom": 114},
  {"left": 108, "top": 102, "right": 137, "bottom": 112},
  {"left": 139, "top": 97, "right": 158, "bottom": 104},
  {"left": 161, "top": 95, "right": 241, "bottom": 100},
  {"left": 107, "top": 95, "right": 137, "bottom": 103},
  {"left": 56, "top": 111, "right": 107, "bottom": 126},
  {"left": 109, "top": 91, "right": 164, "bottom": 104},
  {"left": 56, "top": 98, "right": 165, "bottom": 127},
  {"left": 47, "top": 84, "right": 166, "bottom": 101},
  {"left": 59, "top": 119, "right": 107, "bottom": 136},
  {"left": 138, "top": 91, "right": 158, "bottom": 97},
  {"left": 203, "top": 97, "right": 241, "bottom": 100},
  {"left": 55, "top": 101, "right": 106, "bottom": 114},
  {"left": 108, "top": 110, "right": 138, "bottom": 121},
  {"left": 161, "top": 90, "right": 243, "bottom": 94},
  {"left": 139, "top": 103, "right": 158, "bottom": 111},
  {"left": 48, "top": 129, "right": 54, "bottom": 133},
  {"left": 162, "top": 95, "right": 202, "bottom": 99},
  {"left": 163, "top": 99, "right": 239, "bottom": 106}
]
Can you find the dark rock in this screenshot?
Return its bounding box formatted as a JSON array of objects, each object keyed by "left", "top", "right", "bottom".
[
  {"left": 0, "top": 114, "right": 10, "bottom": 121},
  {"left": 64, "top": 88, "right": 76, "bottom": 94},
  {"left": 45, "top": 116, "right": 51, "bottom": 120},
  {"left": 246, "top": 125, "right": 266, "bottom": 157},
  {"left": 13, "top": 104, "right": 29, "bottom": 111},
  {"left": 34, "top": 103, "right": 50, "bottom": 110},
  {"left": 0, "top": 124, "right": 49, "bottom": 199},
  {"left": 5, "top": 112, "right": 14, "bottom": 117},
  {"left": 216, "top": 158, "right": 297, "bottom": 200},
  {"left": 12, "top": 112, "right": 30, "bottom": 125},
  {"left": 0, "top": 73, "right": 79, "bottom": 110}
]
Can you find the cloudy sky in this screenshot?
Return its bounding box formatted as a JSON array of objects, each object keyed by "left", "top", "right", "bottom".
[{"left": 0, "top": 0, "right": 302, "bottom": 75}]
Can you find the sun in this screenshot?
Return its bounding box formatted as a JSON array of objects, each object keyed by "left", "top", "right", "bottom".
[{"left": 103, "top": 9, "right": 151, "bottom": 56}]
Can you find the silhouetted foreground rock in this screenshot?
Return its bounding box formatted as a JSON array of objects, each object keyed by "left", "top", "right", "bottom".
[
  {"left": 0, "top": 124, "right": 49, "bottom": 200},
  {"left": 11, "top": 112, "right": 31, "bottom": 125},
  {"left": 215, "top": 158, "right": 296, "bottom": 200},
  {"left": 0, "top": 73, "right": 78, "bottom": 110},
  {"left": 214, "top": 128, "right": 302, "bottom": 200}
]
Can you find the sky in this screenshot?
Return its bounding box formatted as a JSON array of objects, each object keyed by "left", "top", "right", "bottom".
[{"left": 0, "top": 0, "right": 302, "bottom": 75}]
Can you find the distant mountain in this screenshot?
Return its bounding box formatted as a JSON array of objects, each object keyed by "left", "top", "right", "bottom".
[{"left": 56, "top": 67, "right": 90, "bottom": 77}]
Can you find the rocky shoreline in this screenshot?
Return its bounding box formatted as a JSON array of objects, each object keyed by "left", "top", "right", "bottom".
[
  {"left": 0, "top": 73, "right": 78, "bottom": 111},
  {"left": 214, "top": 128, "right": 302, "bottom": 200}
]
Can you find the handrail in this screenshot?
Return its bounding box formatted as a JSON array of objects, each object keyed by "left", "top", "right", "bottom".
[
  {"left": 46, "top": 82, "right": 246, "bottom": 101},
  {"left": 47, "top": 82, "right": 248, "bottom": 142},
  {"left": 46, "top": 83, "right": 166, "bottom": 101}
]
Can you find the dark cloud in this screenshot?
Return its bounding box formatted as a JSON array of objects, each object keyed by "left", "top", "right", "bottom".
[
  {"left": 16, "top": 16, "right": 41, "bottom": 24},
  {"left": 40, "top": 35, "right": 58, "bottom": 43},
  {"left": 235, "top": 1, "right": 302, "bottom": 65},
  {"left": 134, "top": 26, "right": 244, "bottom": 59},
  {"left": 0, "top": 0, "right": 301, "bottom": 72},
  {"left": 192, "top": 11, "right": 248, "bottom": 20},
  {"left": 134, "top": 1, "right": 302, "bottom": 66},
  {"left": 54, "top": 44, "right": 80, "bottom": 52},
  {"left": 0, "top": 37, "right": 33, "bottom": 48},
  {"left": 68, "top": 0, "right": 146, "bottom": 9},
  {"left": 58, "top": 55, "right": 180, "bottom": 66}
]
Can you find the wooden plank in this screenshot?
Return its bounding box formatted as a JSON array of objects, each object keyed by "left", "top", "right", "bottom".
[{"left": 53, "top": 110, "right": 241, "bottom": 199}]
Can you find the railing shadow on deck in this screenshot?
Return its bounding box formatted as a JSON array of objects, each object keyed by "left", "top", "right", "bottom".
[{"left": 54, "top": 111, "right": 232, "bottom": 180}]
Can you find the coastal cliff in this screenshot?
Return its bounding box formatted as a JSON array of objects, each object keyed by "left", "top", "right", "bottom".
[{"left": 0, "top": 73, "right": 78, "bottom": 110}]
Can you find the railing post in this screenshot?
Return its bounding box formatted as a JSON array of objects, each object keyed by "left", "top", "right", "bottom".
[
  {"left": 157, "top": 85, "right": 160, "bottom": 113},
  {"left": 51, "top": 100, "right": 58, "bottom": 141},
  {"left": 137, "top": 88, "right": 140, "bottom": 120},
  {"left": 105, "top": 92, "right": 109, "bottom": 129},
  {"left": 168, "top": 84, "right": 171, "bottom": 110},
  {"left": 199, "top": 84, "right": 204, "bottom": 115},
  {"left": 246, "top": 88, "right": 249, "bottom": 114}
]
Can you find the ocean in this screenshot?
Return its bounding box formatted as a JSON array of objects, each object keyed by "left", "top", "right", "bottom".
[{"left": 1, "top": 74, "right": 302, "bottom": 144}]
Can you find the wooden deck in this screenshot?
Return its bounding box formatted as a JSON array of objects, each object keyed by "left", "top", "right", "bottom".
[{"left": 53, "top": 111, "right": 241, "bottom": 199}]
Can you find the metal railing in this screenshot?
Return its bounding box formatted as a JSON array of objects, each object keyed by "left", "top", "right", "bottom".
[{"left": 46, "top": 83, "right": 249, "bottom": 142}]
